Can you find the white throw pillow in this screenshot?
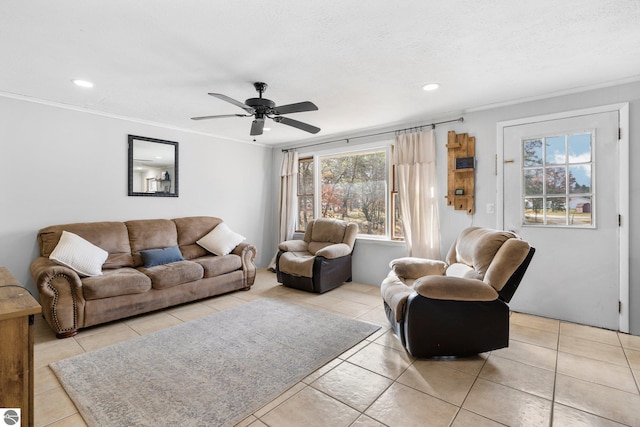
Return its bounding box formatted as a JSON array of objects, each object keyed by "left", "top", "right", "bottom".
[
  {"left": 49, "top": 231, "right": 108, "bottom": 277},
  {"left": 196, "top": 223, "right": 245, "bottom": 256}
]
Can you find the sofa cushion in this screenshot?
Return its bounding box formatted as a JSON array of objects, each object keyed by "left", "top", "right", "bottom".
[
  {"left": 194, "top": 254, "right": 242, "bottom": 278},
  {"left": 126, "top": 219, "right": 178, "bottom": 266},
  {"left": 139, "top": 260, "right": 204, "bottom": 290},
  {"left": 140, "top": 246, "right": 184, "bottom": 268},
  {"left": 50, "top": 231, "right": 108, "bottom": 277},
  {"left": 278, "top": 251, "right": 315, "bottom": 278},
  {"left": 449, "top": 227, "right": 516, "bottom": 279},
  {"left": 38, "top": 221, "right": 133, "bottom": 268},
  {"left": 82, "top": 268, "right": 152, "bottom": 300},
  {"left": 173, "top": 216, "right": 223, "bottom": 260},
  {"left": 309, "top": 218, "right": 347, "bottom": 244},
  {"left": 196, "top": 223, "right": 245, "bottom": 256},
  {"left": 308, "top": 241, "right": 333, "bottom": 255}
]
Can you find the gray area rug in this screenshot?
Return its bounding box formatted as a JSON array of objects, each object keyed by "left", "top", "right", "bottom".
[{"left": 50, "top": 298, "right": 380, "bottom": 427}]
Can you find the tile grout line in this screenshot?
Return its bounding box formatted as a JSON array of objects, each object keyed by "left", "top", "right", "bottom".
[
  {"left": 621, "top": 346, "right": 640, "bottom": 396},
  {"left": 450, "top": 351, "right": 492, "bottom": 425}
]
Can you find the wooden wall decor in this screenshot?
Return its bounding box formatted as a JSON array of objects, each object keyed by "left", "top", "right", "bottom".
[{"left": 446, "top": 130, "right": 475, "bottom": 215}]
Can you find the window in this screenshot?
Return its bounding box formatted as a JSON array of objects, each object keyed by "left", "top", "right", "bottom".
[
  {"left": 522, "top": 132, "right": 594, "bottom": 227},
  {"left": 390, "top": 160, "right": 404, "bottom": 240},
  {"left": 296, "top": 146, "right": 402, "bottom": 239},
  {"left": 297, "top": 157, "right": 314, "bottom": 231}
]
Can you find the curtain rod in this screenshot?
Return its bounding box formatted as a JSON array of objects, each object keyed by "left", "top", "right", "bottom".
[{"left": 281, "top": 116, "right": 464, "bottom": 152}]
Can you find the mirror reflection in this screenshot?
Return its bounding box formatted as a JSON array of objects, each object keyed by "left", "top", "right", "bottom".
[{"left": 128, "top": 135, "right": 178, "bottom": 197}]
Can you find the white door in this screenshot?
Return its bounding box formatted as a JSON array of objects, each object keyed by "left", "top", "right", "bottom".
[{"left": 501, "top": 110, "right": 623, "bottom": 330}]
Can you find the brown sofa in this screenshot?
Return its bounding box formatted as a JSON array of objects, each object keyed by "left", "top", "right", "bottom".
[{"left": 30, "top": 216, "right": 257, "bottom": 338}]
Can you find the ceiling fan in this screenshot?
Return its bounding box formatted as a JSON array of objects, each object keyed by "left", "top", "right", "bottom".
[{"left": 191, "top": 82, "right": 321, "bottom": 136}]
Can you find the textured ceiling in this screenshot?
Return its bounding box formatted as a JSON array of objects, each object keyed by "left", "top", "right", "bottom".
[{"left": 1, "top": 1, "right": 639, "bottom": 145}]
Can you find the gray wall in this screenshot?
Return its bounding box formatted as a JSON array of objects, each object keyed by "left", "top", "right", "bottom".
[
  {"left": 272, "top": 80, "right": 640, "bottom": 335},
  {"left": 0, "top": 96, "right": 274, "bottom": 295},
  {"left": 2, "top": 80, "right": 639, "bottom": 335}
]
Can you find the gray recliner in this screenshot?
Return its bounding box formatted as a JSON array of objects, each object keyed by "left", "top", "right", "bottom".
[{"left": 276, "top": 218, "right": 358, "bottom": 293}]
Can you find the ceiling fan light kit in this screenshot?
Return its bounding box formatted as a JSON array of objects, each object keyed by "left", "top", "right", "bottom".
[{"left": 192, "top": 82, "right": 321, "bottom": 137}]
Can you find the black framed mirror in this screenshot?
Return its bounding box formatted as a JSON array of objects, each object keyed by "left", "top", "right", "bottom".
[{"left": 128, "top": 135, "right": 178, "bottom": 197}]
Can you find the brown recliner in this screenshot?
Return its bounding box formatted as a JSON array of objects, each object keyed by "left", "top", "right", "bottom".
[
  {"left": 276, "top": 218, "right": 358, "bottom": 293},
  {"left": 381, "top": 227, "right": 535, "bottom": 357}
]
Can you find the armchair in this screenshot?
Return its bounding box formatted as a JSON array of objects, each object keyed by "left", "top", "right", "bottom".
[
  {"left": 276, "top": 218, "right": 358, "bottom": 293},
  {"left": 381, "top": 227, "right": 535, "bottom": 357}
]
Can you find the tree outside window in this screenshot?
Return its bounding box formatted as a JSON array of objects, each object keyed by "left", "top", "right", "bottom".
[
  {"left": 297, "top": 157, "right": 314, "bottom": 231},
  {"left": 320, "top": 151, "right": 387, "bottom": 235},
  {"left": 296, "top": 148, "right": 400, "bottom": 239}
]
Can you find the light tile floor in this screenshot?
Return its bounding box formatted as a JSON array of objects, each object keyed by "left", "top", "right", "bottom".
[{"left": 33, "top": 269, "right": 640, "bottom": 426}]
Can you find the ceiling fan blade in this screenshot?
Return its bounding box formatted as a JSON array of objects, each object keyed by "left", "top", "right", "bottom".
[
  {"left": 273, "top": 116, "right": 320, "bottom": 134},
  {"left": 208, "top": 93, "right": 255, "bottom": 114},
  {"left": 191, "top": 114, "right": 250, "bottom": 120},
  {"left": 250, "top": 118, "right": 265, "bottom": 136},
  {"left": 272, "top": 101, "right": 318, "bottom": 115}
]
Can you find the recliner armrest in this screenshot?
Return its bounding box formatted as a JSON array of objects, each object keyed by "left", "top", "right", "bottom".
[
  {"left": 278, "top": 240, "right": 308, "bottom": 252},
  {"left": 413, "top": 275, "right": 498, "bottom": 301},
  {"left": 315, "top": 243, "right": 352, "bottom": 259},
  {"left": 390, "top": 257, "right": 447, "bottom": 279},
  {"left": 381, "top": 270, "right": 413, "bottom": 323}
]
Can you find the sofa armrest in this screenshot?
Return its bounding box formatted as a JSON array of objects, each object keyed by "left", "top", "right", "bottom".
[
  {"left": 390, "top": 257, "right": 447, "bottom": 280},
  {"left": 30, "top": 257, "right": 86, "bottom": 337},
  {"left": 278, "top": 239, "right": 308, "bottom": 252},
  {"left": 315, "top": 243, "right": 352, "bottom": 259},
  {"left": 413, "top": 275, "right": 498, "bottom": 301},
  {"left": 231, "top": 242, "right": 257, "bottom": 288}
]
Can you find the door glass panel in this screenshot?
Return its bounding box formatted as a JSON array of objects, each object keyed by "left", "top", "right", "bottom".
[
  {"left": 524, "top": 168, "right": 543, "bottom": 195},
  {"left": 569, "top": 196, "right": 592, "bottom": 225},
  {"left": 545, "top": 166, "right": 566, "bottom": 194},
  {"left": 524, "top": 197, "right": 544, "bottom": 224},
  {"left": 523, "top": 139, "right": 543, "bottom": 166},
  {"left": 569, "top": 164, "right": 591, "bottom": 193},
  {"left": 545, "top": 197, "right": 567, "bottom": 225},
  {"left": 545, "top": 136, "right": 566, "bottom": 164},
  {"left": 569, "top": 133, "right": 592, "bottom": 162}
]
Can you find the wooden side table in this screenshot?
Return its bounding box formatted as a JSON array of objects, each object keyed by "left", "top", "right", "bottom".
[{"left": 0, "top": 267, "right": 41, "bottom": 427}]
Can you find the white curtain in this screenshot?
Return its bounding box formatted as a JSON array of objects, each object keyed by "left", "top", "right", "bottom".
[
  {"left": 393, "top": 129, "right": 441, "bottom": 259},
  {"left": 269, "top": 151, "right": 299, "bottom": 271}
]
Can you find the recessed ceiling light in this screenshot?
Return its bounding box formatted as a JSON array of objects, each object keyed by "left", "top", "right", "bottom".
[
  {"left": 422, "top": 83, "right": 440, "bottom": 91},
  {"left": 72, "top": 79, "right": 94, "bottom": 88},
  {"left": 263, "top": 127, "right": 271, "bottom": 132}
]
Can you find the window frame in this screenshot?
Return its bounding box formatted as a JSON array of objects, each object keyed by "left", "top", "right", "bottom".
[{"left": 294, "top": 142, "right": 402, "bottom": 241}]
